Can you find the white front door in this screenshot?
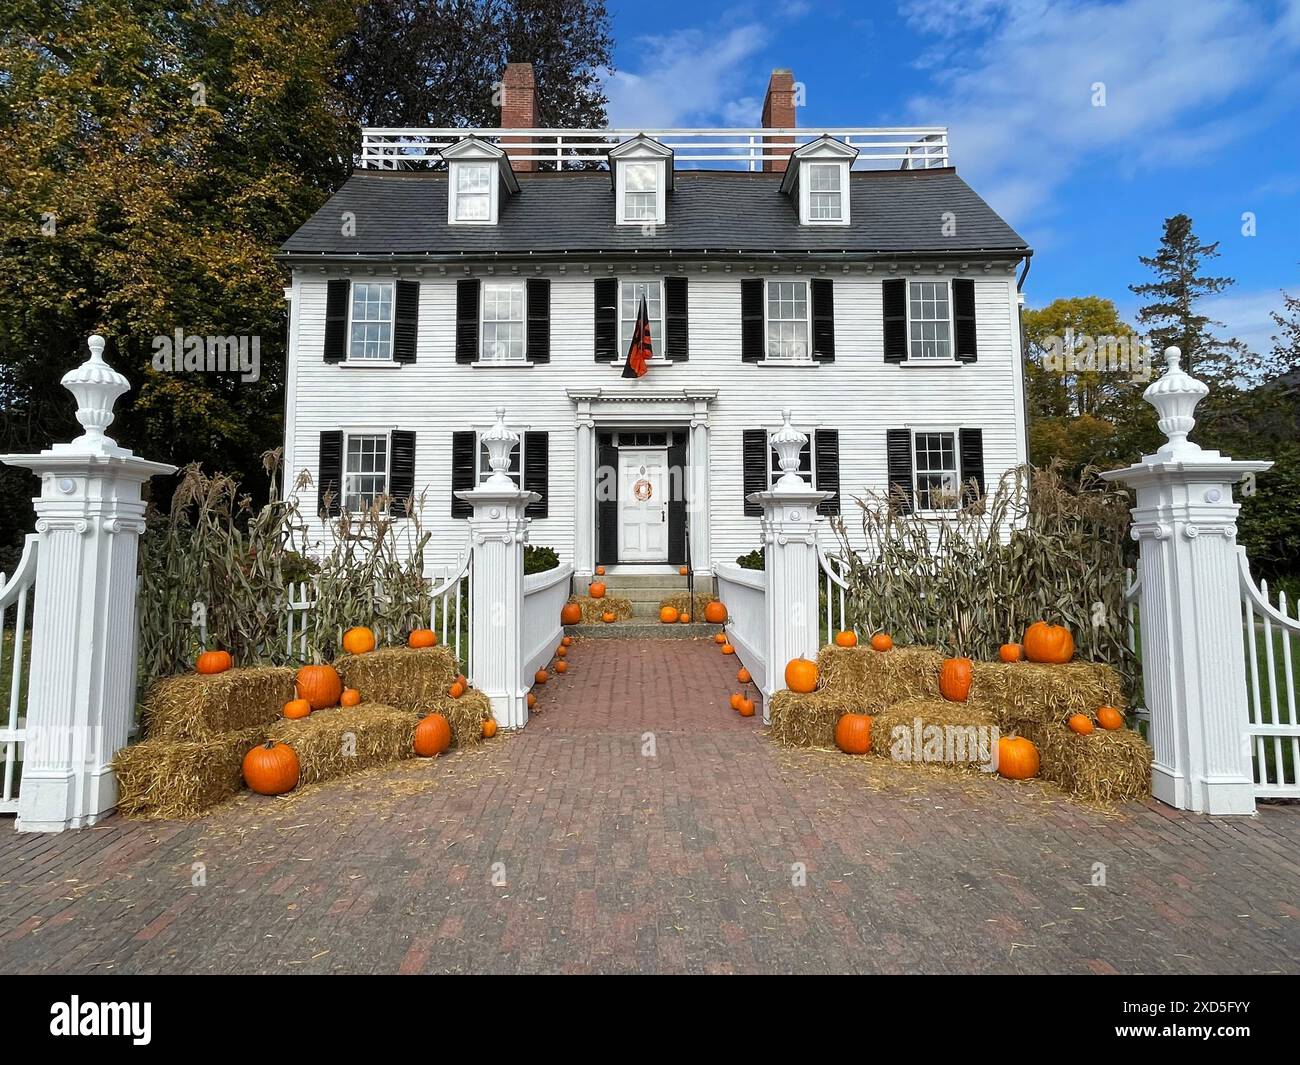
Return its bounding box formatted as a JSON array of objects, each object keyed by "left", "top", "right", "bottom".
[{"left": 618, "top": 448, "right": 669, "bottom": 562}]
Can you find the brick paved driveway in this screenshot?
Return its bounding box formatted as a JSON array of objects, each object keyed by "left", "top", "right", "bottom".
[{"left": 2, "top": 638, "right": 1298, "bottom": 974}]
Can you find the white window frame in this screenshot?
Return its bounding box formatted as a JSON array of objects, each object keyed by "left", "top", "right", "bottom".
[
  {"left": 342, "top": 429, "right": 391, "bottom": 513},
  {"left": 616, "top": 159, "right": 666, "bottom": 226},
  {"left": 449, "top": 160, "right": 498, "bottom": 225},
  {"left": 906, "top": 279, "right": 956, "bottom": 362},
  {"left": 765, "top": 433, "right": 816, "bottom": 488},
  {"left": 479, "top": 279, "right": 527, "bottom": 362},
  {"left": 799, "top": 159, "right": 850, "bottom": 226},
  {"left": 910, "top": 428, "right": 962, "bottom": 513},
  {"left": 346, "top": 281, "right": 395, "bottom": 362},
  {"left": 475, "top": 432, "right": 524, "bottom": 487},
  {"left": 617, "top": 278, "right": 664, "bottom": 359},
  {"left": 763, "top": 279, "right": 811, "bottom": 362}
]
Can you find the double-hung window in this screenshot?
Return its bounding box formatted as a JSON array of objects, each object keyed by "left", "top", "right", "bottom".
[
  {"left": 913, "top": 431, "right": 960, "bottom": 511},
  {"left": 619, "top": 279, "right": 663, "bottom": 356},
  {"left": 349, "top": 282, "right": 393, "bottom": 360},
  {"left": 453, "top": 163, "right": 493, "bottom": 222},
  {"left": 766, "top": 280, "right": 809, "bottom": 361},
  {"left": 908, "top": 281, "right": 953, "bottom": 361},
  {"left": 806, "top": 163, "right": 843, "bottom": 221},
  {"left": 344, "top": 433, "right": 389, "bottom": 511},
  {"left": 622, "top": 162, "right": 660, "bottom": 222},
  {"left": 480, "top": 280, "right": 525, "bottom": 361},
  {"left": 476, "top": 436, "right": 522, "bottom": 486}
]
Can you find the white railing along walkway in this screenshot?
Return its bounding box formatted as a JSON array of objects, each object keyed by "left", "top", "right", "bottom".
[
  {"left": 0, "top": 534, "right": 37, "bottom": 814},
  {"left": 714, "top": 562, "right": 769, "bottom": 692},
  {"left": 818, "top": 548, "right": 851, "bottom": 642},
  {"left": 521, "top": 562, "right": 574, "bottom": 683}
]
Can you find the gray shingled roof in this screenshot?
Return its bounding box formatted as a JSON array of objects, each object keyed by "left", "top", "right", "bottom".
[{"left": 279, "top": 168, "right": 1029, "bottom": 259}]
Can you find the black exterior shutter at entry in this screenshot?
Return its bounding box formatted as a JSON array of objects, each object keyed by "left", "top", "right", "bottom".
[
  {"left": 450, "top": 431, "right": 476, "bottom": 517},
  {"left": 667, "top": 432, "right": 687, "bottom": 565},
  {"left": 814, "top": 429, "right": 840, "bottom": 515},
  {"left": 524, "top": 431, "right": 549, "bottom": 518},
  {"left": 596, "top": 434, "right": 618, "bottom": 565},
  {"left": 742, "top": 429, "right": 767, "bottom": 515}
]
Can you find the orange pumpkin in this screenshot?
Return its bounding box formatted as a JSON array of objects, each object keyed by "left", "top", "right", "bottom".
[
  {"left": 455, "top": 674, "right": 468, "bottom": 689},
  {"left": 282, "top": 698, "right": 311, "bottom": 720},
  {"left": 998, "top": 643, "right": 1023, "bottom": 663},
  {"left": 595, "top": 566, "right": 605, "bottom": 576},
  {"left": 870, "top": 633, "right": 894, "bottom": 652},
  {"left": 737, "top": 667, "right": 752, "bottom": 684},
  {"left": 295, "top": 664, "right": 342, "bottom": 710},
  {"left": 561, "top": 636, "right": 573, "bottom": 647},
  {"left": 602, "top": 611, "right": 616, "bottom": 623},
  {"left": 721, "top": 643, "right": 735, "bottom": 656},
  {"left": 939, "top": 657, "right": 973, "bottom": 703},
  {"left": 535, "top": 669, "right": 548, "bottom": 684},
  {"left": 1023, "top": 621, "right": 1074, "bottom": 664},
  {"left": 659, "top": 606, "right": 679, "bottom": 624},
  {"left": 196, "top": 650, "right": 233, "bottom": 675},
  {"left": 449, "top": 681, "right": 466, "bottom": 698},
  {"left": 834, "top": 630, "right": 858, "bottom": 648},
  {"left": 482, "top": 717, "right": 498, "bottom": 739},
  {"left": 1067, "top": 713, "right": 1094, "bottom": 735},
  {"left": 554, "top": 660, "right": 568, "bottom": 674},
  {"left": 997, "top": 736, "right": 1040, "bottom": 780},
  {"left": 679, "top": 613, "right": 691, "bottom": 623},
  {"left": 1097, "top": 705, "right": 1124, "bottom": 731},
  {"left": 527, "top": 692, "right": 537, "bottom": 709},
  {"left": 407, "top": 629, "right": 437, "bottom": 649},
  {"left": 556, "top": 645, "right": 568, "bottom": 658},
  {"left": 413, "top": 713, "right": 452, "bottom": 757},
  {"left": 834, "top": 713, "right": 873, "bottom": 755},
  {"left": 784, "top": 657, "right": 819, "bottom": 694},
  {"left": 342, "top": 626, "right": 376, "bottom": 655},
  {"left": 729, "top": 693, "right": 743, "bottom": 711},
  {"left": 588, "top": 582, "right": 606, "bottom": 599},
  {"left": 738, "top": 698, "right": 755, "bottom": 718},
  {"left": 714, "top": 632, "right": 727, "bottom": 645},
  {"left": 340, "top": 688, "right": 362, "bottom": 708},
  {"left": 704, "top": 601, "right": 728, "bottom": 625},
  {"left": 561, "top": 602, "right": 583, "bottom": 626},
  {"left": 679, "top": 566, "right": 689, "bottom": 576},
  {"left": 242, "top": 741, "right": 300, "bottom": 795}
]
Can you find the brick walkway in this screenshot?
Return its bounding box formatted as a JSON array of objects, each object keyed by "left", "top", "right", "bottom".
[{"left": 1, "top": 638, "right": 1298, "bottom": 974}]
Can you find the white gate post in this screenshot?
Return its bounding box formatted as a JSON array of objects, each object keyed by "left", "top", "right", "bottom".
[
  {"left": 1101, "top": 347, "right": 1271, "bottom": 815},
  {"left": 1, "top": 336, "right": 175, "bottom": 832},
  {"left": 749, "top": 410, "right": 831, "bottom": 722},
  {"left": 457, "top": 408, "right": 536, "bottom": 731}
]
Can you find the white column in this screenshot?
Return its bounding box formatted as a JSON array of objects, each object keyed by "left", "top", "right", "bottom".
[
  {"left": 2, "top": 336, "right": 175, "bottom": 831},
  {"left": 749, "top": 410, "right": 830, "bottom": 723},
  {"left": 458, "top": 409, "right": 536, "bottom": 731},
  {"left": 573, "top": 408, "right": 595, "bottom": 582},
  {"left": 1101, "top": 347, "right": 1270, "bottom": 816}
]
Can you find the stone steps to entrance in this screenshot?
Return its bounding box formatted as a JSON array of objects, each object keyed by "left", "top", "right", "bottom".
[{"left": 566, "top": 621, "right": 725, "bottom": 640}]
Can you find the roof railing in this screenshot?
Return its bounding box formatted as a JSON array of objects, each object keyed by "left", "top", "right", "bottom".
[{"left": 358, "top": 127, "right": 950, "bottom": 171}]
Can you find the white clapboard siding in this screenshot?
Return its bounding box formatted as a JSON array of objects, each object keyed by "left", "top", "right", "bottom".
[{"left": 285, "top": 268, "right": 1026, "bottom": 571}]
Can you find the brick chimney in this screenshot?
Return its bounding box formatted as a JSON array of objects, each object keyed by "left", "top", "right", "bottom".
[
  {"left": 499, "top": 62, "right": 538, "bottom": 172},
  {"left": 761, "top": 69, "right": 797, "bottom": 173}
]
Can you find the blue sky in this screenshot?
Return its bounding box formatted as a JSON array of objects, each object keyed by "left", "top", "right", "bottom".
[{"left": 603, "top": 0, "right": 1300, "bottom": 354}]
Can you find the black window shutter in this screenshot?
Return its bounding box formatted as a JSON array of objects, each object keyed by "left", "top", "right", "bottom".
[
  {"left": 317, "top": 430, "right": 343, "bottom": 517},
  {"left": 741, "top": 278, "right": 764, "bottom": 362},
  {"left": 597, "top": 434, "right": 618, "bottom": 563},
  {"left": 389, "top": 429, "right": 416, "bottom": 516},
  {"left": 886, "top": 429, "right": 914, "bottom": 513},
  {"left": 324, "top": 280, "right": 349, "bottom": 363},
  {"left": 450, "top": 431, "right": 476, "bottom": 517},
  {"left": 883, "top": 278, "right": 908, "bottom": 363},
  {"left": 393, "top": 280, "right": 419, "bottom": 364},
  {"left": 811, "top": 278, "right": 835, "bottom": 363},
  {"left": 742, "top": 429, "right": 767, "bottom": 516},
  {"left": 667, "top": 431, "right": 687, "bottom": 564},
  {"left": 953, "top": 278, "right": 978, "bottom": 362},
  {"left": 526, "top": 279, "right": 550, "bottom": 363},
  {"left": 594, "top": 277, "right": 618, "bottom": 362},
  {"left": 523, "top": 430, "right": 549, "bottom": 518},
  {"left": 959, "top": 427, "right": 985, "bottom": 505},
  {"left": 664, "top": 276, "right": 689, "bottom": 361},
  {"left": 455, "top": 279, "right": 480, "bottom": 364},
  {"left": 815, "top": 429, "right": 840, "bottom": 515}
]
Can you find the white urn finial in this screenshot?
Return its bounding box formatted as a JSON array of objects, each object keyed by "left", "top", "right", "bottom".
[
  {"left": 481, "top": 407, "right": 520, "bottom": 487},
  {"left": 1144, "top": 345, "right": 1209, "bottom": 458},
  {"left": 61, "top": 334, "right": 130, "bottom": 453},
  {"left": 771, "top": 409, "right": 810, "bottom": 488}
]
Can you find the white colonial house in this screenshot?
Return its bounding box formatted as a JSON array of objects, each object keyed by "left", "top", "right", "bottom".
[{"left": 278, "top": 66, "right": 1031, "bottom": 584}]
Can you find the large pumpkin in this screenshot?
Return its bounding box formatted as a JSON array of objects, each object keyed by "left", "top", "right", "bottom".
[
  {"left": 834, "top": 713, "right": 873, "bottom": 755},
  {"left": 342, "top": 626, "right": 377, "bottom": 655},
  {"left": 414, "top": 713, "right": 452, "bottom": 757},
  {"left": 784, "top": 657, "right": 819, "bottom": 694},
  {"left": 561, "top": 602, "right": 583, "bottom": 626},
  {"left": 939, "top": 657, "right": 973, "bottom": 703},
  {"left": 196, "top": 650, "right": 233, "bottom": 675},
  {"left": 588, "top": 582, "right": 606, "bottom": 599},
  {"left": 704, "top": 600, "right": 728, "bottom": 625},
  {"left": 1023, "top": 621, "right": 1074, "bottom": 664},
  {"left": 242, "top": 741, "right": 300, "bottom": 795},
  {"left": 407, "top": 629, "right": 437, "bottom": 649},
  {"left": 659, "top": 606, "right": 679, "bottom": 624},
  {"left": 295, "top": 664, "right": 342, "bottom": 710},
  {"left": 834, "top": 630, "right": 858, "bottom": 648},
  {"left": 997, "top": 736, "right": 1040, "bottom": 780}
]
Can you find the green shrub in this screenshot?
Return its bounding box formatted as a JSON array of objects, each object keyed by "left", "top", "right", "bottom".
[
  {"left": 736, "top": 548, "right": 765, "bottom": 571},
  {"left": 524, "top": 544, "right": 560, "bottom": 575}
]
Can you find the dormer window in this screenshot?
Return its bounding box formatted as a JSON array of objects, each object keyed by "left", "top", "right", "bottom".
[
  {"left": 806, "top": 163, "right": 843, "bottom": 221},
  {"left": 781, "top": 135, "right": 858, "bottom": 227},
  {"left": 608, "top": 134, "right": 673, "bottom": 226},
  {"left": 623, "top": 163, "right": 661, "bottom": 221},
  {"left": 454, "top": 163, "right": 494, "bottom": 221},
  {"left": 441, "top": 136, "right": 520, "bottom": 226}
]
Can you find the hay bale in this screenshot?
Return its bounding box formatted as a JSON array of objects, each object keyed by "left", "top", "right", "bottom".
[
  {"left": 113, "top": 727, "right": 264, "bottom": 819},
  {"left": 266, "top": 702, "right": 415, "bottom": 786},
  {"left": 430, "top": 687, "right": 492, "bottom": 748},
  {"left": 817, "top": 644, "right": 944, "bottom": 703},
  {"left": 566, "top": 595, "right": 632, "bottom": 623},
  {"left": 1019, "top": 721, "right": 1151, "bottom": 804},
  {"left": 769, "top": 688, "right": 882, "bottom": 748},
  {"left": 969, "top": 658, "right": 1124, "bottom": 729},
  {"left": 333, "top": 646, "right": 459, "bottom": 713},
  {"left": 659, "top": 592, "right": 710, "bottom": 617},
  {"left": 870, "top": 699, "right": 998, "bottom": 772},
  {"left": 141, "top": 667, "right": 295, "bottom": 741}
]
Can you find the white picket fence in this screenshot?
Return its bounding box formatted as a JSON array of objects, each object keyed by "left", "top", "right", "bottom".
[
  {"left": 521, "top": 563, "right": 574, "bottom": 683},
  {"left": 1237, "top": 552, "right": 1300, "bottom": 797},
  {"left": 0, "top": 535, "right": 38, "bottom": 815},
  {"left": 713, "top": 562, "right": 769, "bottom": 693}
]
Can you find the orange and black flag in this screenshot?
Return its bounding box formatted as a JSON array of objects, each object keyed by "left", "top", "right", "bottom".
[{"left": 622, "top": 294, "right": 652, "bottom": 378}]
